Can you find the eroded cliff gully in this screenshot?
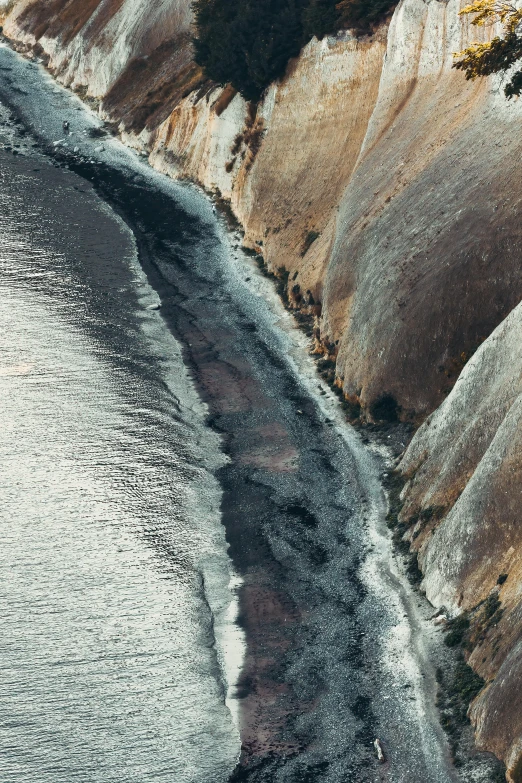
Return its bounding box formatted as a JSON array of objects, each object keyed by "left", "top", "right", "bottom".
[{"left": 2, "top": 0, "right": 522, "bottom": 778}]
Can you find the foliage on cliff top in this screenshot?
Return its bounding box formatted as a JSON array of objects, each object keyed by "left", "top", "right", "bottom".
[
  {"left": 192, "top": 0, "right": 396, "bottom": 100},
  {"left": 453, "top": 0, "right": 522, "bottom": 97}
]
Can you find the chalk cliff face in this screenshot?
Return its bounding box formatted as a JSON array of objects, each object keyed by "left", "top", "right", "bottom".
[
  {"left": 8, "top": 0, "right": 520, "bottom": 423},
  {"left": 324, "top": 0, "right": 522, "bottom": 420},
  {"left": 399, "top": 302, "right": 522, "bottom": 779},
  {"left": 2, "top": 0, "right": 522, "bottom": 777},
  {"left": 141, "top": 30, "right": 389, "bottom": 317},
  {"left": 3, "top": 0, "right": 197, "bottom": 127}
]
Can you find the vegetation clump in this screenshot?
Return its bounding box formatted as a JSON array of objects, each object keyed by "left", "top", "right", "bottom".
[
  {"left": 453, "top": 657, "right": 485, "bottom": 704},
  {"left": 436, "top": 652, "right": 486, "bottom": 765},
  {"left": 193, "top": 0, "right": 308, "bottom": 101},
  {"left": 380, "top": 472, "right": 426, "bottom": 586},
  {"left": 301, "top": 229, "right": 320, "bottom": 256},
  {"left": 454, "top": 0, "right": 522, "bottom": 98},
  {"left": 444, "top": 613, "right": 471, "bottom": 648},
  {"left": 483, "top": 591, "right": 501, "bottom": 619},
  {"left": 192, "top": 0, "right": 397, "bottom": 101},
  {"left": 316, "top": 356, "right": 336, "bottom": 384},
  {"left": 87, "top": 126, "right": 109, "bottom": 139},
  {"left": 434, "top": 589, "right": 511, "bottom": 775},
  {"left": 370, "top": 394, "right": 400, "bottom": 423},
  {"left": 411, "top": 505, "right": 445, "bottom": 540}
]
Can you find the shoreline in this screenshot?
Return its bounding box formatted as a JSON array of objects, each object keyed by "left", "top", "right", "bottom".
[
  {"left": 0, "top": 41, "right": 468, "bottom": 781},
  {"left": 0, "top": 121, "right": 242, "bottom": 780}
]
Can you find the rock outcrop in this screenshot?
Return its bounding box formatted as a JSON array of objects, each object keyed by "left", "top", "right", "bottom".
[
  {"left": 399, "top": 300, "right": 522, "bottom": 780},
  {"left": 2, "top": 0, "right": 522, "bottom": 776}
]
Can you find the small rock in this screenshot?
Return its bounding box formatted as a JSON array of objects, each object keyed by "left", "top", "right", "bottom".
[{"left": 374, "top": 739, "right": 385, "bottom": 763}]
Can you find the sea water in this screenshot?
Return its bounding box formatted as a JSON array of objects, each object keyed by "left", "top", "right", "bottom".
[{"left": 0, "top": 138, "right": 240, "bottom": 783}]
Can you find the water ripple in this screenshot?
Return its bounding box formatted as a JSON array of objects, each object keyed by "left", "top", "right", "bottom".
[{"left": 0, "top": 149, "right": 239, "bottom": 783}]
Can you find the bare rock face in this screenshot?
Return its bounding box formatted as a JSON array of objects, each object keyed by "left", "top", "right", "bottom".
[
  {"left": 399, "top": 302, "right": 522, "bottom": 779},
  {"left": 3, "top": 0, "right": 193, "bottom": 113},
  {"left": 144, "top": 31, "right": 388, "bottom": 305},
  {"left": 322, "top": 0, "right": 522, "bottom": 420}
]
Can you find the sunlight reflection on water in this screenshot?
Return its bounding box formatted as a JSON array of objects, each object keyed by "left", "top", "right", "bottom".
[{"left": 0, "top": 152, "right": 240, "bottom": 783}]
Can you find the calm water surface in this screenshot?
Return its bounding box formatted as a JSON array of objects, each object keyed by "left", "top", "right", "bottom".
[{"left": 0, "top": 144, "right": 240, "bottom": 782}]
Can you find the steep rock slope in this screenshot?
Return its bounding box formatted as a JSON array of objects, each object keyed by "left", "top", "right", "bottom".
[
  {"left": 322, "top": 0, "right": 522, "bottom": 419},
  {"left": 144, "top": 31, "right": 388, "bottom": 305},
  {"left": 2, "top": 0, "right": 522, "bottom": 777},
  {"left": 5, "top": 0, "right": 522, "bottom": 422},
  {"left": 3, "top": 0, "right": 197, "bottom": 129},
  {"left": 399, "top": 302, "right": 522, "bottom": 781}
]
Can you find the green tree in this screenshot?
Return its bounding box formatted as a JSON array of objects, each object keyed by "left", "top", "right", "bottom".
[
  {"left": 453, "top": 0, "right": 522, "bottom": 97},
  {"left": 336, "top": 0, "right": 396, "bottom": 31},
  {"left": 302, "top": 0, "right": 339, "bottom": 40},
  {"left": 193, "top": 0, "right": 306, "bottom": 101},
  {"left": 192, "top": 0, "right": 397, "bottom": 99}
]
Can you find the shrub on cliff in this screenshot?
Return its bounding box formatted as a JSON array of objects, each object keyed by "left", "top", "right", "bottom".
[
  {"left": 302, "top": 0, "right": 339, "bottom": 39},
  {"left": 336, "top": 0, "right": 396, "bottom": 30},
  {"left": 444, "top": 614, "right": 470, "bottom": 648},
  {"left": 192, "top": 0, "right": 396, "bottom": 100},
  {"left": 453, "top": 0, "right": 522, "bottom": 98},
  {"left": 193, "top": 0, "right": 307, "bottom": 100}
]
